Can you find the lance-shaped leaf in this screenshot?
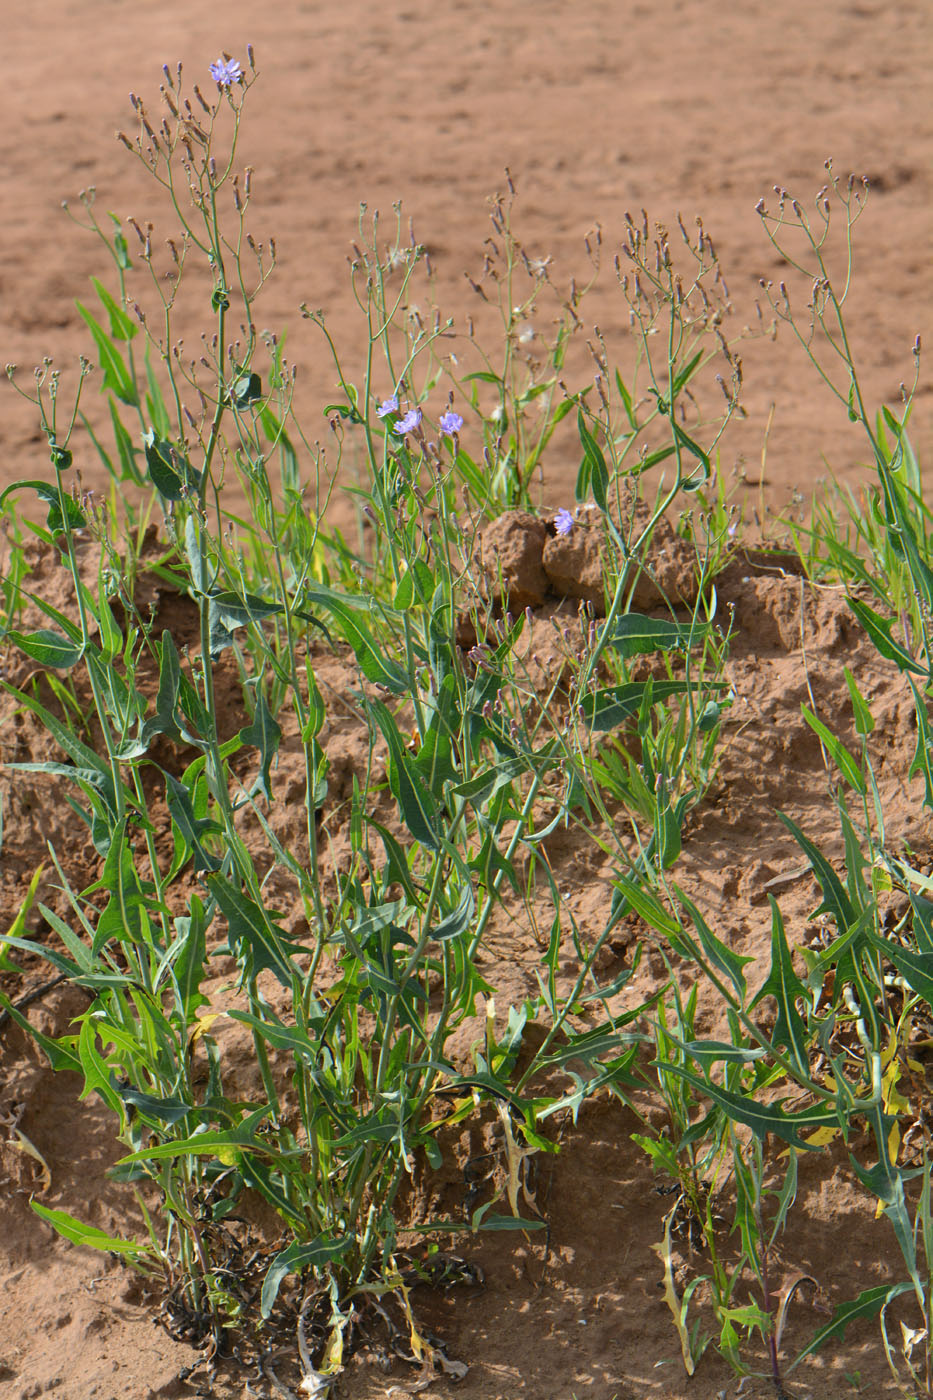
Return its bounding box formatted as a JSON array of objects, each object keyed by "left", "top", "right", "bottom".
[
  {"left": 750, "top": 897, "right": 811, "bottom": 1079},
  {"left": 655, "top": 1063, "right": 837, "bottom": 1150},
  {"left": 576, "top": 410, "right": 609, "bottom": 510},
  {"left": 209, "top": 589, "right": 286, "bottom": 627},
  {"left": 76, "top": 301, "right": 139, "bottom": 405},
  {"left": 141, "top": 631, "right": 187, "bottom": 746},
  {"left": 207, "top": 875, "right": 302, "bottom": 986},
  {"left": 910, "top": 892, "right": 933, "bottom": 954},
  {"left": 0, "top": 990, "right": 80, "bottom": 1073},
  {"left": 850, "top": 1117, "right": 923, "bottom": 1300},
  {"left": 846, "top": 596, "right": 925, "bottom": 676},
  {"left": 611, "top": 872, "right": 684, "bottom": 943},
  {"left": 430, "top": 881, "right": 475, "bottom": 943},
  {"left": 800, "top": 705, "right": 866, "bottom": 794},
  {"left": 877, "top": 456, "right": 933, "bottom": 614},
  {"left": 648, "top": 776, "right": 689, "bottom": 871},
  {"left": 239, "top": 692, "right": 282, "bottom": 800},
  {"left": 582, "top": 679, "right": 702, "bottom": 731},
  {"left": 91, "top": 820, "right": 146, "bottom": 953},
  {"left": 364, "top": 818, "right": 420, "bottom": 904},
  {"left": 167, "top": 895, "right": 211, "bottom": 1021},
  {"left": 3, "top": 627, "right": 83, "bottom": 669},
  {"left": 305, "top": 591, "right": 409, "bottom": 692},
  {"left": 604, "top": 614, "right": 711, "bottom": 658},
  {"left": 1, "top": 681, "right": 118, "bottom": 814},
  {"left": 867, "top": 928, "right": 933, "bottom": 1002},
  {"left": 789, "top": 1282, "right": 916, "bottom": 1369},
  {"left": 91, "top": 277, "right": 136, "bottom": 341},
  {"left": 452, "top": 756, "right": 527, "bottom": 807},
  {"left": 0, "top": 479, "right": 86, "bottom": 533},
  {"left": 678, "top": 1039, "right": 769, "bottom": 1068},
  {"left": 261, "top": 1236, "right": 353, "bottom": 1319},
  {"left": 143, "top": 429, "right": 196, "bottom": 500},
  {"left": 777, "top": 812, "right": 856, "bottom": 933},
  {"left": 31, "top": 1203, "right": 150, "bottom": 1256},
  {"left": 227, "top": 1010, "right": 320, "bottom": 1067},
  {"left": 116, "top": 1087, "right": 194, "bottom": 1126},
  {"left": 369, "top": 699, "right": 440, "bottom": 850},
  {"left": 116, "top": 1104, "right": 272, "bottom": 1165},
  {"left": 908, "top": 676, "right": 933, "bottom": 808},
  {"left": 163, "top": 770, "right": 223, "bottom": 873},
  {"left": 673, "top": 421, "right": 711, "bottom": 491},
  {"left": 674, "top": 886, "right": 753, "bottom": 1002},
  {"left": 413, "top": 673, "right": 459, "bottom": 797},
  {"left": 843, "top": 664, "right": 875, "bottom": 735}
]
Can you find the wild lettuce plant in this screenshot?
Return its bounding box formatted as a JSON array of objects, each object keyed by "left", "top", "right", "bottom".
[
  {"left": 0, "top": 53, "right": 739, "bottom": 1391},
  {"left": 623, "top": 168, "right": 933, "bottom": 1396}
]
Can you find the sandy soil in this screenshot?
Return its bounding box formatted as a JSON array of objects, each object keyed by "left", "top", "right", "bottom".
[{"left": 1, "top": 3, "right": 932, "bottom": 1398}]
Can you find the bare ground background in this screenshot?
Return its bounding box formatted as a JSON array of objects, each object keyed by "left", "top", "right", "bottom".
[{"left": 0, "top": 2, "right": 931, "bottom": 1398}]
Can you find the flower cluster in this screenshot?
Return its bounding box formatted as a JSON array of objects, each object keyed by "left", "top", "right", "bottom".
[
  {"left": 209, "top": 57, "right": 243, "bottom": 87},
  {"left": 375, "top": 396, "right": 463, "bottom": 439},
  {"left": 394, "top": 408, "right": 422, "bottom": 436}
]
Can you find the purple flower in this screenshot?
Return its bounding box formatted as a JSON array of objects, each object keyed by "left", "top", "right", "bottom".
[
  {"left": 554, "top": 508, "right": 575, "bottom": 537},
  {"left": 210, "top": 57, "right": 243, "bottom": 87},
  {"left": 393, "top": 407, "right": 423, "bottom": 435},
  {"left": 376, "top": 395, "right": 399, "bottom": 418},
  {"left": 438, "top": 410, "right": 464, "bottom": 436}
]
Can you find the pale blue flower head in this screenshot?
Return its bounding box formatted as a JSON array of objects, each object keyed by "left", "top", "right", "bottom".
[
  {"left": 438, "top": 410, "right": 464, "bottom": 436},
  {"left": 210, "top": 57, "right": 243, "bottom": 87},
  {"left": 393, "top": 407, "right": 423, "bottom": 435},
  {"left": 554, "top": 508, "right": 575, "bottom": 537},
  {"left": 376, "top": 395, "right": 399, "bottom": 418}
]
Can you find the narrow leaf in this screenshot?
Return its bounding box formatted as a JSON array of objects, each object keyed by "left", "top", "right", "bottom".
[
  {"left": 369, "top": 699, "right": 439, "bottom": 850},
  {"left": 790, "top": 1282, "right": 915, "bottom": 1368},
  {"left": 239, "top": 692, "right": 282, "bottom": 800},
  {"left": 750, "top": 897, "right": 811, "bottom": 1078},
  {"left": 605, "top": 614, "right": 710, "bottom": 658},
  {"left": 116, "top": 1105, "right": 271, "bottom": 1164},
  {"left": 260, "top": 1236, "right": 352, "bottom": 1318},
  {"left": 31, "top": 1203, "right": 150, "bottom": 1255},
  {"left": 800, "top": 705, "right": 866, "bottom": 794},
  {"left": 4, "top": 628, "right": 83, "bottom": 669},
  {"left": 657, "top": 1064, "right": 837, "bottom": 1149},
  {"left": 777, "top": 812, "right": 855, "bottom": 933},
  {"left": 846, "top": 596, "right": 925, "bottom": 675}
]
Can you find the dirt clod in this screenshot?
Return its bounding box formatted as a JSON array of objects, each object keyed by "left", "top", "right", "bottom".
[
  {"left": 475, "top": 510, "right": 549, "bottom": 611},
  {"left": 542, "top": 522, "right": 605, "bottom": 611}
]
